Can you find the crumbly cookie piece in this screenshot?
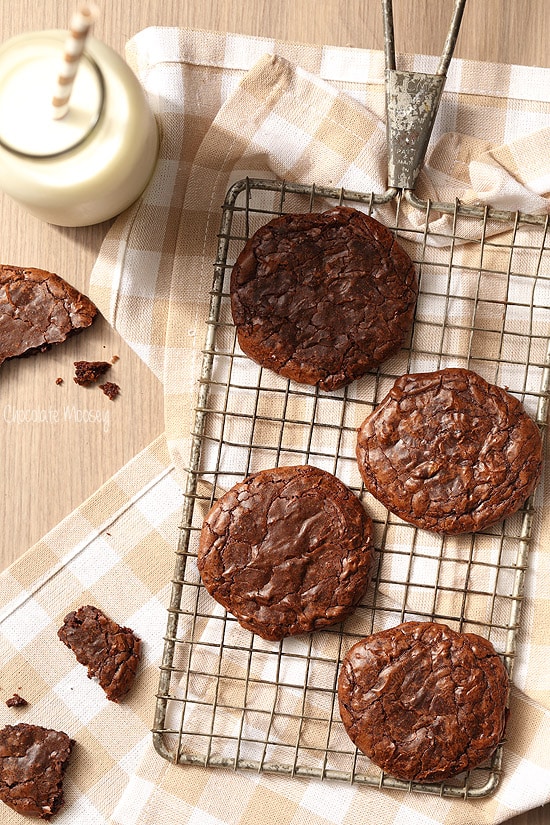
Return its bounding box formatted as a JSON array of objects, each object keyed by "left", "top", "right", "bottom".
[
  {"left": 99, "top": 381, "right": 120, "bottom": 400},
  {"left": 58, "top": 605, "right": 140, "bottom": 702},
  {"left": 73, "top": 360, "right": 111, "bottom": 385},
  {"left": 5, "top": 694, "right": 27, "bottom": 708},
  {"left": 0, "top": 723, "right": 73, "bottom": 819}
]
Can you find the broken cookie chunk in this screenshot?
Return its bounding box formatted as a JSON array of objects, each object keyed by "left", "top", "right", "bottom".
[
  {"left": 58, "top": 605, "right": 141, "bottom": 702},
  {"left": 73, "top": 360, "right": 111, "bottom": 386},
  {"left": 0, "top": 265, "right": 97, "bottom": 366},
  {"left": 0, "top": 723, "right": 73, "bottom": 819},
  {"left": 99, "top": 381, "right": 120, "bottom": 400},
  {"left": 5, "top": 694, "right": 28, "bottom": 708}
]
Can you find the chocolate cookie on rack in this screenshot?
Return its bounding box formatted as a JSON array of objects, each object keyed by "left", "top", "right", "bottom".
[
  {"left": 356, "top": 368, "right": 542, "bottom": 534},
  {"left": 337, "top": 621, "right": 509, "bottom": 783},
  {"left": 197, "top": 465, "right": 374, "bottom": 641},
  {"left": 230, "top": 207, "right": 417, "bottom": 391}
]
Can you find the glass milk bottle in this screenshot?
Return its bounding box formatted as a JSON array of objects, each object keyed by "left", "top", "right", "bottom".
[{"left": 0, "top": 31, "right": 159, "bottom": 226}]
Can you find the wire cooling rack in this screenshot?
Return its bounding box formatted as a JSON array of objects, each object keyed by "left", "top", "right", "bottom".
[{"left": 153, "top": 177, "right": 550, "bottom": 799}]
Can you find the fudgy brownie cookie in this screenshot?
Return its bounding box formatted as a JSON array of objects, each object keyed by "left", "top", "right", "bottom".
[
  {"left": 197, "top": 465, "right": 374, "bottom": 641},
  {"left": 230, "top": 207, "right": 417, "bottom": 391},
  {"left": 0, "top": 265, "right": 97, "bottom": 365},
  {"left": 0, "top": 723, "right": 73, "bottom": 818},
  {"left": 58, "top": 605, "right": 141, "bottom": 702},
  {"left": 356, "top": 368, "right": 542, "bottom": 534},
  {"left": 338, "top": 621, "right": 509, "bottom": 783}
]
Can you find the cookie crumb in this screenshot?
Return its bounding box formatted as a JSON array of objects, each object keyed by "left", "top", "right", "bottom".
[
  {"left": 99, "top": 381, "right": 120, "bottom": 401},
  {"left": 111, "top": 355, "right": 120, "bottom": 364},
  {"left": 5, "top": 694, "right": 28, "bottom": 708},
  {"left": 73, "top": 360, "right": 111, "bottom": 386},
  {"left": 55, "top": 377, "right": 63, "bottom": 385}
]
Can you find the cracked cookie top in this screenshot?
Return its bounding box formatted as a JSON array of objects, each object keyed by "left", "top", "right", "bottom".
[
  {"left": 230, "top": 207, "right": 417, "bottom": 392},
  {"left": 197, "top": 465, "right": 375, "bottom": 641},
  {"left": 356, "top": 368, "right": 542, "bottom": 534},
  {"left": 0, "top": 265, "right": 97, "bottom": 365},
  {"left": 337, "top": 621, "right": 509, "bottom": 783},
  {"left": 0, "top": 723, "right": 74, "bottom": 819}
]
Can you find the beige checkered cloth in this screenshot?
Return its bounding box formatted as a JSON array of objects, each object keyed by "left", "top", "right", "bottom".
[{"left": 2, "top": 27, "right": 550, "bottom": 825}]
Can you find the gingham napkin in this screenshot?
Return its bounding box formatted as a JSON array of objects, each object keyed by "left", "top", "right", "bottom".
[
  {"left": 90, "top": 28, "right": 550, "bottom": 476},
  {"left": 2, "top": 26, "right": 550, "bottom": 825}
]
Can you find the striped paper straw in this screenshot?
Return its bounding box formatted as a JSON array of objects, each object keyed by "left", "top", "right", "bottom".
[{"left": 51, "top": 4, "right": 98, "bottom": 120}]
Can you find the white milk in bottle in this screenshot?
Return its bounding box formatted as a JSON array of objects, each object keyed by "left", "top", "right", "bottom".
[{"left": 0, "top": 31, "right": 159, "bottom": 226}]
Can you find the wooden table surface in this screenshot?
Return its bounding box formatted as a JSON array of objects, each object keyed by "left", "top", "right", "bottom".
[{"left": 0, "top": 2, "right": 548, "bottom": 823}]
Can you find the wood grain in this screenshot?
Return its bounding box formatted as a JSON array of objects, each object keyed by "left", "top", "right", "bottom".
[{"left": 0, "top": 3, "right": 548, "bottom": 822}]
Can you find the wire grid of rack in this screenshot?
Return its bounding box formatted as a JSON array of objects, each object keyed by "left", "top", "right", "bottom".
[{"left": 153, "top": 177, "right": 550, "bottom": 799}]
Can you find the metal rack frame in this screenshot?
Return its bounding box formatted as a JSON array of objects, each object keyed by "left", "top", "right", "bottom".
[{"left": 153, "top": 177, "right": 550, "bottom": 799}]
